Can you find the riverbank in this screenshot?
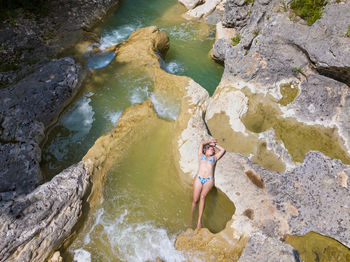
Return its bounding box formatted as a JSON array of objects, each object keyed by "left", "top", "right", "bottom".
[
  {"left": 0, "top": 0, "right": 119, "bottom": 88},
  {"left": 0, "top": 1, "right": 119, "bottom": 261}
]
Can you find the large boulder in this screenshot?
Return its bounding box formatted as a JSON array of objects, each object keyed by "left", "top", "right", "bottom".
[
  {"left": 0, "top": 0, "right": 120, "bottom": 87},
  {"left": 0, "top": 161, "right": 90, "bottom": 262},
  {"left": 0, "top": 58, "right": 81, "bottom": 196},
  {"left": 198, "top": 0, "right": 350, "bottom": 259}
]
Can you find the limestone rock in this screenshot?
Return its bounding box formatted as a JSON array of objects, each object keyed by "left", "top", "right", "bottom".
[
  {"left": 0, "top": 0, "right": 119, "bottom": 87},
  {"left": 238, "top": 233, "right": 298, "bottom": 262},
  {"left": 206, "top": 0, "right": 350, "bottom": 258},
  {"left": 0, "top": 161, "right": 89, "bottom": 262},
  {"left": 179, "top": 0, "right": 203, "bottom": 10},
  {"left": 175, "top": 223, "right": 248, "bottom": 261},
  {"left": 0, "top": 58, "right": 82, "bottom": 195},
  {"left": 218, "top": 0, "right": 350, "bottom": 87},
  {"left": 48, "top": 251, "right": 63, "bottom": 262},
  {"left": 183, "top": 0, "right": 223, "bottom": 20}
]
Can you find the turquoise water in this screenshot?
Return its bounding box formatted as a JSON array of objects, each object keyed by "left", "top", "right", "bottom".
[
  {"left": 41, "top": 0, "right": 223, "bottom": 179},
  {"left": 40, "top": 1, "right": 230, "bottom": 261}
]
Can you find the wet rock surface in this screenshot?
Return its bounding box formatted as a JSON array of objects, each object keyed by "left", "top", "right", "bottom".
[{"left": 0, "top": 58, "right": 81, "bottom": 196}]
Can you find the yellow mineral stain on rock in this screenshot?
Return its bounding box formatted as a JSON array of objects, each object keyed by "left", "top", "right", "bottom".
[
  {"left": 278, "top": 81, "right": 299, "bottom": 106},
  {"left": 242, "top": 209, "right": 255, "bottom": 220},
  {"left": 251, "top": 141, "right": 286, "bottom": 172},
  {"left": 83, "top": 100, "right": 160, "bottom": 208},
  {"left": 207, "top": 112, "right": 286, "bottom": 172},
  {"left": 175, "top": 220, "right": 248, "bottom": 262},
  {"left": 245, "top": 170, "right": 265, "bottom": 189},
  {"left": 241, "top": 88, "right": 350, "bottom": 165},
  {"left": 285, "top": 232, "right": 350, "bottom": 262}
]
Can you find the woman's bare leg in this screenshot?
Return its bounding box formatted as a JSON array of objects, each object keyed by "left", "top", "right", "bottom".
[
  {"left": 197, "top": 180, "right": 214, "bottom": 229},
  {"left": 191, "top": 176, "right": 202, "bottom": 225}
]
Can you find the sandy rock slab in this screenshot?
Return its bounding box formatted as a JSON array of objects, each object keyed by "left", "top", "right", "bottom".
[
  {"left": 0, "top": 161, "right": 89, "bottom": 262},
  {"left": 0, "top": 58, "right": 81, "bottom": 196}
]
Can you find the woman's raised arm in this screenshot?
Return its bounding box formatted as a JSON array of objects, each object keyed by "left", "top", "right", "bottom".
[{"left": 214, "top": 143, "right": 226, "bottom": 161}]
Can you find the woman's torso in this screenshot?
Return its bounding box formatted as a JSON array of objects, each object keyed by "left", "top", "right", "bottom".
[{"left": 198, "top": 155, "right": 215, "bottom": 177}]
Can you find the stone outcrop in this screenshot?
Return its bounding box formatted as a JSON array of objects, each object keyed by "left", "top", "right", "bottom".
[
  {"left": 238, "top": 233, "right": 297, "bottom": 262},
  {"left": 180, "top": 0, "right": 226, "bottom": 21},
  {"left": 176, "top": 0, "right": 350, "bottom": 260},
  {"left": 0, "top": 0, "right": 119, "bottom": 87},
  {"left": 0, "top": 58, "right": 82, "bottom": 196},
  {"left": 0, "top": 161, "right": 90, "bottom": 262},
  {"left": 175, "top": 222, "right": 248, "bottom": 261}
]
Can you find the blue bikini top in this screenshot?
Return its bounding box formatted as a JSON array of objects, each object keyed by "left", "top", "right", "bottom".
[{"left": 201, "top": 155, "right": 215, "bottom": 163}]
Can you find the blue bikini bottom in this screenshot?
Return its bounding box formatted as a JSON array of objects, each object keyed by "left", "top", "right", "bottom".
[{"left": 197, "top": 174, "right": 213, "bottom": 185}]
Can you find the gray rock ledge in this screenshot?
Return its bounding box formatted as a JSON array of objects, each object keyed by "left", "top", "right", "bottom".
[
  {"left": 0, "top": 161, "right": 90, "bottom": 262},
  {"left": 0, "top": 57, "right": 82, "bottom": 195}
]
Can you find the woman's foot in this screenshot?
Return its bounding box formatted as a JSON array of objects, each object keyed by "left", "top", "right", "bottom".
[{"left": 196, "top": 221, "right": 202, "bottom": 229}]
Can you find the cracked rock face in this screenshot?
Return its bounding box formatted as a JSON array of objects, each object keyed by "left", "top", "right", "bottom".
[
  {"left": 0, "top": 58, "right": 81, "bottom": 196},
  {"left": 0, "top": 161, "right": 90, "bottom": 262},
  {"left": 176, "top": 0, "right": 350, "bottom": 260},
  {"left": 0, "top": 0, "right": 119, "bottom": 87}
]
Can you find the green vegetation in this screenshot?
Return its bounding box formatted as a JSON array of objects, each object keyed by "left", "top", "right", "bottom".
[
  {"left": 292, "top": 66, "right": 302, "bottom": 73},
  {"left": 266, "top": 14, "right": 271, "bottom": 20},
  {"left": 252, "top": 29, "right": 260, "bottom": 40},
  {"left": 282, "top": 2, "right": 288, "bottom": 12},
  {"left": 244, "top": 0, "right": 255, "bottom": 4},
  {"left": 0, "top": 62, "right": 20, "bottom": 72},
  {"left": 344, "top": 26, "right": 350, "bottom": 37},
  {"left": 290, "top": 0, "right": 326, "bottom": 26},
  {"left": 42, "top": 31, "right": 55, "bottom": 41},
  {"left": 231, "top": 34, "right": 241, "bottom": 46}
]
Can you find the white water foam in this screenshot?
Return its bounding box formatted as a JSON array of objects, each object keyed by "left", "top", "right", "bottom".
[
  {"left": 72, "top": 209, "right": 188, "bottom": 262},
  {"left": 101, "top": 211, "right": 186, "bottom": 262},
  {"left": 86, "top": 51, "right": 116, "bottom": 70},
  {"left": 61, "top": 92, "right": 95, "bottom": 135},
  {"left": 106, "top": 111, "right": 123, "bottom": 126},
  {"left": 150, "top": 93, "right": 180, "bottom": 121},
  {"left": 84, "top": 208, "right": 105, "bottom": 245},
  {"left": 129, "top": 86, "right": 150, "bottom": 105},
  {"left": 165, "top": 61, "right": 185, "bottom": 75},
  {"left": 73, "top": 248, "right": 91, "bottom": 262},
  {"left": 99, "top": 24, "right": 140, "bottom": 50}
]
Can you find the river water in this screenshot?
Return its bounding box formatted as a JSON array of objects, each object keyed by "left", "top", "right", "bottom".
[{"left": 40, "top": 0, "right": 237, "bottom": 261}]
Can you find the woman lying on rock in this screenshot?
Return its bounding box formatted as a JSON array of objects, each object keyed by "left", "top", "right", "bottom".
[{"left": 192, "top": 138, "right": 225, "bottom": 229}]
